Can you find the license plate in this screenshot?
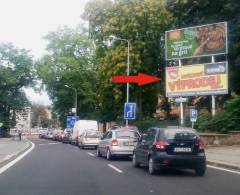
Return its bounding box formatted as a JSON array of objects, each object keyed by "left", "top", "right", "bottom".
[{"left": 174, "top": 147, "right": 192, "bottom": 152}]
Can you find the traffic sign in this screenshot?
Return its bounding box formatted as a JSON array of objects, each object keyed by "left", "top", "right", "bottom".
[
  {"left": 67, "top": 116, "right": 79, "bottom": 128},
  {"left": 124, "top": 103, "right": 136, "bottom": 120},
  {"left": 175, "top": 97, "right": 188, "bottom": 103},
  {"left": 190, "top": 109, "right": 198, "bottom": 122}
]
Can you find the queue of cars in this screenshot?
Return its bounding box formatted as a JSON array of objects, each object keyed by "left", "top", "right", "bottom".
[{"left": 39, "top": 121, "right": 206, "bottom": 176}]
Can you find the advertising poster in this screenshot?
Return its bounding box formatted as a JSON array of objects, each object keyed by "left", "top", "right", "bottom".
[
  {"left": 165, "top": 22, "right": 227, "bottom": 60},
  {"left": 166, "top": 62, "right": 228, "bottom": 97}
]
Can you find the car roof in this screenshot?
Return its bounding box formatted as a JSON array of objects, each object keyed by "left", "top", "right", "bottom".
[{"left": 151, "top": 126, "right": 197, "bottom": 133}]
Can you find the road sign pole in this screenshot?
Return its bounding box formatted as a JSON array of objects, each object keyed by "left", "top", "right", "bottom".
[
  {"left": 211, "top": 56, "right": 216, "bottom": 116},
  {"left": 126, "top": 40, "right": 130, "bottom": 126},
  {"left": 179, "top": 59, "right": 184, "bottom": 126}
]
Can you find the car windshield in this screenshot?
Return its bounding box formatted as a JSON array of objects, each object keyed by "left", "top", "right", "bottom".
[
  {"left": 115, "top": 130, "right": 140, "bottom": 139},
  {"left": 162, "top": 129, "right": 199, "bottom": 140}
]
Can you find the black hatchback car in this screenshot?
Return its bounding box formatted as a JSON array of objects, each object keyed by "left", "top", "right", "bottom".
[{"left": 132, "top": 127, "right": 206, "bottom": 176}]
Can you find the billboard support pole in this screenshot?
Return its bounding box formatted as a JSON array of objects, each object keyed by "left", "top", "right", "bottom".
[
  {"left": 179, "top": 60, "right": 184, "bottom": 126},
  {"left": 211, "top": 56, "right": 216, "bottom": 116}
]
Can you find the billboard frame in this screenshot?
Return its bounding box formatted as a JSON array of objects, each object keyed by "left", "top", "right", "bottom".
[
  {"left": 165, "top": 22, "right": 228, "bottom": 61},
  {"left": 165, "top": 62, "right": 228, "bottom": 97}
]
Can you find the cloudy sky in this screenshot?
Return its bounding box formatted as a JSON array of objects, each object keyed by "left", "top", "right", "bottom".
[{"left": 0, "top": 0, "right": 90, "bottom": 105}]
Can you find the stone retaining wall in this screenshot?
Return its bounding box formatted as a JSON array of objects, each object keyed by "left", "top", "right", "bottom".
[{"left": 199, "top": 131, "right": 240, "bottom": 146}]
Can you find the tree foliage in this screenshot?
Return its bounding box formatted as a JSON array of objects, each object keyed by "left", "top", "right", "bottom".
[
  {"left": 0, "top": 43, "right": 35, "bottom": 135},
  {"left": 37, "top": 26, "right": 98, "bottom": 127},
  {"left": 196, "top": 95, "right": 240, "bottom": 133},
  {"left": 84, "top": 0, "right": 174, "bottom": 121}
]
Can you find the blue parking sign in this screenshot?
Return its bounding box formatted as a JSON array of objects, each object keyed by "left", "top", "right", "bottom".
[
  {"left": 124, "top": 103, "right": 136, "bottom": 120},
  {"left": 190, "top": 109, "right": 198, "bottom": 122},
  {"left": 67, "top": 116, "right": 79, "bottom": 128}
]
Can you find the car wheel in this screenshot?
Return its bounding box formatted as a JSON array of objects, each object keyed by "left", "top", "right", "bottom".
[
  {"left": 106, "top": 149, "right": 112, "bottom": 160},
  {"left": 195, "top": 166, "right": 206, "bottom": 176},
  {"left": 132, "top": 153, "right": 140, "bottom": 168},
  {"left": 148, "top": 157, "right": 156, "bottom": 175},
  {"left": 97, "top": 148, "right": 102, "bottom": 157}
]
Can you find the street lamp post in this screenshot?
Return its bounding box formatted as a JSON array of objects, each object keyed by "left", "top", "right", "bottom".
[
  {"left": 64, "top": 85, "right": 77, "bottom": 118},
  {"left": 110, "top": 36, "right": 130, "bottom": 126}
]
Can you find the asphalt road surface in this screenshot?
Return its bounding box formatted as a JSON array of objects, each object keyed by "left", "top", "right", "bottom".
[{"left": 0, "top": 139, "right": 239, "bottom": 195}]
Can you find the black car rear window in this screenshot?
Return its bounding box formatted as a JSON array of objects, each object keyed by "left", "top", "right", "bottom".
[{"left": 161, "top": 129, "right": 199, "bottom": 140}]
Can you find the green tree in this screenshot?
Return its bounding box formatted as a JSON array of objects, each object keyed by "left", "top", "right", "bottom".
[
  {"left": 84, "top": 0, "right": 174, "bottom": 122},
  {"left": 0, "top": 43, "right": 35, "bottom": 136},
  {"left": 37, "top": 26, "right": 98, "bottom": 127}
]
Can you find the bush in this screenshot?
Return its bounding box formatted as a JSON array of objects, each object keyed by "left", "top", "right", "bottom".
[{"left": 195, "top": 95, "right": 240, "bottom": 133}]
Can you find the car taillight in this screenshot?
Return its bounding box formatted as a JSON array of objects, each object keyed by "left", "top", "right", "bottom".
[
  {"left": 111, "top": 139, "right": 118, "bottom": 146},
  {"left": 196, "top": 140, "right": 205, "bottom": 150},
  {"left": 154, "top": 141, "right": 168, "bottom": 151}
]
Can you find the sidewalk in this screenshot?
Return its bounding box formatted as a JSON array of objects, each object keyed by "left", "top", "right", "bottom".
[
  {"left": 0, "top": 137, "right": 31, "bottom": 167},
  {"left": 206, "top": 145, "right": 240, "bottom": 171}
]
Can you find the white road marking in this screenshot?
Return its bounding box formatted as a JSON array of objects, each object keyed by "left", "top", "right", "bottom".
[
  {"left": 87, "top": 152, "right": 95, "bottom": 157},
  {"left": 0, "top": 141, "right": 35, "bottom": 175},
  {"left": 39, "top": 143, "right": 60, "bottom": 146},
  {"left": 207, "top": 165, "right": 240, "bottom": 175},
  {"left": 107, "top": 164, "right": 123, "bottom": 173}
]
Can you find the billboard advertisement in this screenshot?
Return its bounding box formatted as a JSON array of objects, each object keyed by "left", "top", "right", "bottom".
[
  {"left": 166, "top": 62, "right": 228, "bottom": 97},
  {"left": 165, "top": 22, "right": 227, "bottom": 60}
]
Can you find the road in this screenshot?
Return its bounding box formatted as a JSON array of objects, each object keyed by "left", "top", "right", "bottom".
[{"left": 0, "top": 139, "right": 239, "bottom": 195}]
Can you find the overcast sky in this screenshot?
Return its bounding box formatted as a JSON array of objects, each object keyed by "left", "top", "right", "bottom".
[{"left": 0, "top": 0, "right": 90, "bottom": 106}]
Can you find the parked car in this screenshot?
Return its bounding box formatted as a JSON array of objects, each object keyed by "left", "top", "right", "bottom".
[
  {"left": 106, "top": 125, "right": 122, "bottom": 131},
  {"left": 62, "top": 132, "right": 72, "bottom": 144},
  {"left": 78, "top": 130, "right": 101, "bottom": 149},
  {"left": 46, "top": 132, "right": 54, "bottom": 140},
  {"left": 39, "top": 131, "right": 47, "bottom": 139},
  {"left": 62, "top": 129, "right": 72, "bottom": 144},
  {"left": 71, "top": 120, "right": 98, "bottom": 145},
  {"left": 132, "top": 127, "right": 206, "bottom": 176},
  {"left": 97, "top": 127, "right": 140, "bottom": 160}
]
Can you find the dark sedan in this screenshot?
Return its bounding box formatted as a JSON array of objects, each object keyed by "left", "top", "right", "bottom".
[{"left": 132, "top": 127, "right": 206, "bottom": 176}]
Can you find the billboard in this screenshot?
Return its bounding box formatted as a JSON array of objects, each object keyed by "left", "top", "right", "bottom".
[
  {"left": 165, "top": 22, "right": 227, "bottom": 60},
  {"left": 166, "top": 62, "right": 228, "bottom": 97}
]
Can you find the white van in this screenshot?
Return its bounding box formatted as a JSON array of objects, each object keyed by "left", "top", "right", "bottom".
[{"left": 71, "top": 120, "right": 98, "bottom": 145}]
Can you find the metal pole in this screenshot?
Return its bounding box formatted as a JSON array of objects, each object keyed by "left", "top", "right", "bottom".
[
  {"left": 74, "top": 88, "right": 77, "bottom": 118},
  {"left": 211, "top": 56, "right": 216, "bottom": 116},
  {"left": 126, "top": 40, "right": 130, "bottom": 126},
  {"left": 111, "top": 37, "right": 130, "bottom": 126},
  {"left": 179, "top": 60, "right": 184, "bottom": 126}
]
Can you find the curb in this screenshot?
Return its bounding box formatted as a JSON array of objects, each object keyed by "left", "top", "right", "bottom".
[
  {"left": 207, "top": 160, "right": 240, "bottom": 172},
  {"left": 0, "top": 140, "right": 32, "bottom": 169}
]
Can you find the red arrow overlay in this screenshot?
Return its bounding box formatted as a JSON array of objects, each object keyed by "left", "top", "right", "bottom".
[{"left": 112, "top": 73, "right": 161, "bottom": 86}]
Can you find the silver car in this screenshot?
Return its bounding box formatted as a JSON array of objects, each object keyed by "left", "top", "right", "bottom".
[
  {"left": 97, "top": 127, "right": 140, "bottom": 160},
  {"left": 78, "top": 130, "right": 101, "bottom": 149}
]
